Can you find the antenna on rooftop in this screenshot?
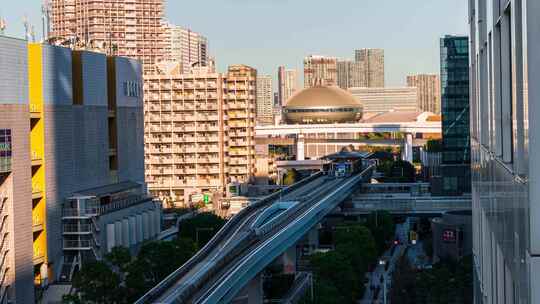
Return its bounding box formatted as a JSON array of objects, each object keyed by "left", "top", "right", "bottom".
[{"left": 0, "top": 17, "right": 6, "bottom": 36}]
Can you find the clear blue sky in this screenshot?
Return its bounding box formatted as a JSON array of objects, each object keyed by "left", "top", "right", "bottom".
[{"left": 2, "top": 0, "right": 468, "bottom": 86}]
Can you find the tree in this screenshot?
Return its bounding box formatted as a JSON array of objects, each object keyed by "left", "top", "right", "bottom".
[
  {"left": 71, "top": 260, "right": 125, "bottom": 303},
  {"left": 365, "top": 211, "right": 395, "bottom": 254},
  {"left": 178, "top": 212, "right": 226, "bottom": 247},
  {"left": 106, "top": 246, "right": 132, "bottom": 273},
  {"left": 310, "top": 251, "right": 359, "bottom": 303},
  {"left": 125, "top": 239, "right": 197, "bottom": 300},
  {"left": 283, "top": 168, "right": 299, "bottom": 186},
  {"left": 334, "top": 225, "right": 378, "bottom": 276},
  {"left": 425, "top": 139, "right": 443, "bottom": 152}
]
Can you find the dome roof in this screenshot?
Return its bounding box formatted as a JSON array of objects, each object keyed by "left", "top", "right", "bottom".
[{"left": 285, "top": 86, "right": 362, "bottom": 108}]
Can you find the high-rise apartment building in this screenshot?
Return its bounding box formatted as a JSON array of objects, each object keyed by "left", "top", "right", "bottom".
[
  {"left": 407, "top": 74, "right": 441, "bottom": 113},
  {"left": 256, "top": 75, "right": 273, "bottom": 125},
  {"left": 0, "top": 35, "right": 148, "bottom": 302},
  {"left": 469, "top": 1, "right": 540, "bottom": 303},
  {"left": 303, "top": 55, "right": 338, "bottom": 88},
  {"left": 439, "top": 36, "right": 470, "bottom": 195},
  {"left": 144, "top": 65, "right": 256, "bottom": 207},
  {"left": 337, "top": 60, "right": 362, "bottom": 89},
  {"left": 355, "top": 48, "right": 385, "bottom": 87},
  {"left": 277, "top": 66, "right": 298, "bottom": 105},
  {"left": 162, "top": 23, "right": 208, "bottom": 74},
  {"left": 48, "top": 0, "right": 165, "bottom": 73}
]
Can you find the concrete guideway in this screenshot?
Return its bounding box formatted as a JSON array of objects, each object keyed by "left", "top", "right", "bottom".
[
  {"left": 137, "top": 164, "right": 375, "bottom": 303},
  {"left": 197, "top": 167, "right": 374, "bottom": 304},
  {"left": 136, "top": 170, "right": 349, "bottom": 303}
]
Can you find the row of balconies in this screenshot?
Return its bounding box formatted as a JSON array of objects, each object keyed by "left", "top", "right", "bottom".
[
  {"left": 146, "top": 114, "right": 221, "bottom": 122},
  {"left": 147, "top": 82, "right": 219, "bottom": 91},
  {"left": 147, "top": 125, "right": 221, "bottom": 133},
  {"left": 146, "top": 103, "right": 220, "bottom": 112},
  {"left": 147, "top": 145, "right": 221, "bottom": 154},
  {"left": 148, "top": 179, "right": 223, "bottom": 188},
  {"left": 147, "top": 167, "right": 222, "bottom": 176}
]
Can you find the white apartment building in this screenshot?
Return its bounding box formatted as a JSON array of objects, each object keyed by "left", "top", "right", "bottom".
[{"left": 162, "top": 23, "right": 208, "bottom": 74}]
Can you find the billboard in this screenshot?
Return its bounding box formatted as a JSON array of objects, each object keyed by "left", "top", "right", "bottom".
[{"left": 0, "top": 129, "right": 12, "bottom": 173}]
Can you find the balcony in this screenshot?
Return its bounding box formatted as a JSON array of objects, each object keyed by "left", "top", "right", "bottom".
[
  {"left": 33, "top": 247, "right": 45, "bottom": 265},
  {"left": 31, "top": 151, "right": 43, "bottom": 167},
  {"left": 63, "top": 223, "right": 92, "bottom": 235},
  {"left": 32, "top": 185, "right": 43, "bottom": 200},
  {"left": 32, "top": 216, "right": 44, "bottom": 233},
  {"left": 29, "top": 103, "right": 42, "bottom": 119},
  {"left": 63, "top": 239, "right": 94, "bottom": 250}
]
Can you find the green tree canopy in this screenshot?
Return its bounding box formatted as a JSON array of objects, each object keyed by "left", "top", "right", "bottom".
[
  {"left": 105, "top": 246, "right": 132, "bottom": 273},
  {"left": 178, "top": 212, "right": 226, "bottom": 247},
  {"left": 71, "top": 260, "right": 125, "bottom": 303},
  {"left": 283, "top": 168, "right": 300, "bottom": 186},
  {"left": 310, "top": 251, "right": 360, "bottom": 303},
  {"left": 334, "top": 225, "right": 378, "bottom": 275}
]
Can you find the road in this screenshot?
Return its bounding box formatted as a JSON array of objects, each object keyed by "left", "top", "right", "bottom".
[{"left": 358, "top": 218, "right": 411, "bottom": 304}]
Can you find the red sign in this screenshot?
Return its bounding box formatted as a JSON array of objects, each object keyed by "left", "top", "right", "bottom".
[{"left": 442, "top": 229, "right": 457, "bottom": 243}]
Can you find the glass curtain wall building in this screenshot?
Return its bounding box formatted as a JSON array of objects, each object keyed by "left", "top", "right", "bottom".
[
  {"left": 469, "top": 0, "right": 540, "bottom": 303},
  {"left": 440, "top": 35, "right": 471, "bottom": 195}
]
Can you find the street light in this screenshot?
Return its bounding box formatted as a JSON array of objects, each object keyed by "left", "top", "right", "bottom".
[{"left": 379, "top": 259, "right": 387, "bottom": 304}]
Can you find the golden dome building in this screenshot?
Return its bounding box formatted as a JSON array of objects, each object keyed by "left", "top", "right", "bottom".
[{"left": 283, "top": 86, "right": 363, "bottom": 124}]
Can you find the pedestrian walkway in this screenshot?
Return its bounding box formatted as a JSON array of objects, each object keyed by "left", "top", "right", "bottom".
[{"left": 358, "top": 218, "right": 411, "bottom": 304}]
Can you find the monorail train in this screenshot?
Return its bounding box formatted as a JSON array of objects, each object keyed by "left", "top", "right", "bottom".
[{"left": 331, "top": 159, "right": 363, "bottom": 178}]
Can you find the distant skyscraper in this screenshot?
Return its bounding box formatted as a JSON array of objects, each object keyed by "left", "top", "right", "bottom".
[
  {"left": 256, "top": 75, "right": 274, "bottom": 125},
  {"left": 470, "top": 1, "right": 539, "bottom": 303},
  {"left": 337, "top": 60, "right": 362, "bottom": 89},
  {"left": 303, "top": 55, "right": 338, "bottom": 88},
  {"left": 439, "top": 35, "right": 470, "bottom": 195},
  {"left": 407, "top": 74, "right": 441, "bottom": 114},
  {"left": 48, "top": 0, "right": 165, "bottom": 73},
  {"left": 355, "top": 49, "right": 385, "bottom": 87},
  {"left": 278, "top": 66, "right": 298, "bottom": 105},
  {"left": 163, "top": 23, "right": 208, "bottom": 74}
]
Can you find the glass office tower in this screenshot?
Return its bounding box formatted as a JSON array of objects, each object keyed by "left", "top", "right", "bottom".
[
  {"left": 469, "top": 0, "right": 540, "bottom": 303},
  {"left": 439, "top": 35, "right": 470, "bottom": 195}
]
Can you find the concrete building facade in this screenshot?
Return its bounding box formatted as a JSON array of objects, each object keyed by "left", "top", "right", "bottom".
[
  {"left": 48, "top": 0, "right": 165, "bottom": 73},
  {"left": 354, "top": 48, "right": 385, "bottom": 87},
  {"left": 469, "top": 0, "right": 540, "bottom": 303},
  {"left": 303, "top": 55, "right": 337, "bottom": 88},
  {"left": 277, "top": 67, "right": 298, "bottom": 106},
  {"left": 144, "top": 65, "right": 256, "bottom": 207},
  {"left": 256, "top": 75, "right": 273, "bottom": 125},
  {"left": 348, "top": 87, "right": 418, "bottom": 113},
  {"left": 407, "top": 74, "right": 441, "bottom": 114},
  {"left": 0, "top": 35, "right": 35, "bottom": 304}
]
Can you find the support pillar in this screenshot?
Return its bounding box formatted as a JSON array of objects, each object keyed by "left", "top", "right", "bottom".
[
  {"left": 296, "top": 134, "right": 305, "bottom": 161},
  {"left": 402, "top": 133, "right": 413, "bottom": 163}
]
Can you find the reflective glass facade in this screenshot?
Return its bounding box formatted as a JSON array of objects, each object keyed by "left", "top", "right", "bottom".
[
  {"left": 440, "top": 35, "right": 471, "bottom": 194},
  {"left": 469, "top": 0, "right": 540, "bottom": 303}
]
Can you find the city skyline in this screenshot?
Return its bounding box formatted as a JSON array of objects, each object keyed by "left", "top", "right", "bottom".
[{"left": 2, "top": 0, "right": 468, "bottom": 86}]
